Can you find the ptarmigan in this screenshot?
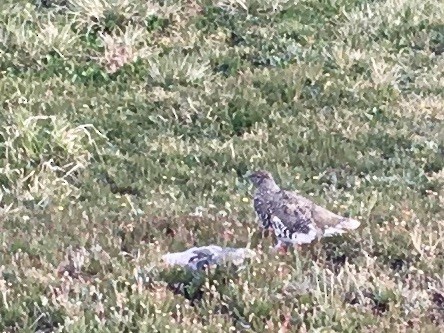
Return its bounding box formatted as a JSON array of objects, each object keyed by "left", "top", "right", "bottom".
[{"left": 247, "top": 170, "right": 361, "bottom": 251}]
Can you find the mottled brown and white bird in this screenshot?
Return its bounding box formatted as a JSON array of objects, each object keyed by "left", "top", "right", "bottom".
[{"left": 247, "top": 170, "right": 361, "bottom": 251}]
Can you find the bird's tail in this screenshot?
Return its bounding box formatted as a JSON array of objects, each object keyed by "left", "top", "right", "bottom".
[{"left": 323, "top": 218, "right": 361, "bottom": 237}]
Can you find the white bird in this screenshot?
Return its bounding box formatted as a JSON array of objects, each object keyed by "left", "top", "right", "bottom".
[{"left": 247, "top": 170, "right": 361, "bottom": 252}]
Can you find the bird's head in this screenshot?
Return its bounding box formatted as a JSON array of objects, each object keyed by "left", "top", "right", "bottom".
[{"left": 246, "top": 170, "right": 275, "bottom": 188}]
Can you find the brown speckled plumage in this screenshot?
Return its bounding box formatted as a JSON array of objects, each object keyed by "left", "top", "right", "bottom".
[{"left": 248, "top": 170, "right": 361, "bottom": 250}]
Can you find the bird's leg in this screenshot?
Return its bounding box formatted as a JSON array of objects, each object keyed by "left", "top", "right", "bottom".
[
  {"left": 272, "top": 240, "right": 288, "bottom": 255},
  {"left": 278, "top": 246, "right": 288, "bottom": 255},
  {"left": 260, "top": 228, "right": 267, "bottom": 239},
  {"left": 311, "top": 241, "right": 323, "bottom": 257},
  {"left": 260, "top": 225, "right": 273, "bottom": 239}
]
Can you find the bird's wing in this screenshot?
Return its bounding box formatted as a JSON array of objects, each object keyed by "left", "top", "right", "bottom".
[
  {"left": 270, "top": 193, "right": 319, "bottom": 244},
  {"left": 253, "top": 195, "right": 272, "bottom": 229},
  {"left": 283, "top": 190, "right": 360, "bottom": 236}
]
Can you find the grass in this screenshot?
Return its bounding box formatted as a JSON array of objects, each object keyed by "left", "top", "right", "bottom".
[{"left": 0, "top": 0, "right": 443, "bottom": 331}]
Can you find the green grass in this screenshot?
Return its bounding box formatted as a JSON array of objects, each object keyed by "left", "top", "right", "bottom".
[{"left": 0, "top": 0, "right": 443, "bottom": 331}]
